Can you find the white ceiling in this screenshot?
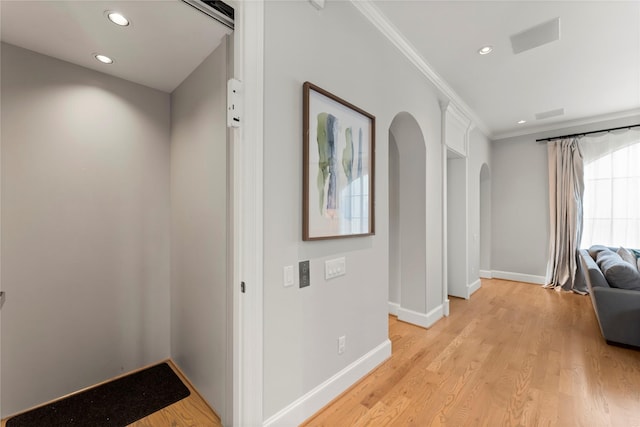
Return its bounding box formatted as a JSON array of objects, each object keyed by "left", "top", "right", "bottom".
[
  {"left": 1, "top": 1, "right": 638, "bottom": 138},
  {"left": 372, "top": 0, "right": 640, "bottom": 138},
  {"left": 0, "top": 0, "right": 231, "bottom": 93}
]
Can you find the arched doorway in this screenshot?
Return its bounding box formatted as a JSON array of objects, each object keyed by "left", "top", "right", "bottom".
[
  {"left": 388, "top": 112, "right": 428, "bottom": 326},
  {"left": 479, "top": 163, "right": 491, "bottom": 277}
]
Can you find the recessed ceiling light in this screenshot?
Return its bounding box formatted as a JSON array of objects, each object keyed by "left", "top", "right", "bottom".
[
  {"left": 106, "top": 11, "right": 130, "bottom": 26},
  {"left": 478, "top": 46, "right": 493, "bottom": 55},
  {"left": 517, "top": 120, "right": 527, "bottom": 124},
  {"left": 94, "top": 54, "right": 114, "bottom": 64}
]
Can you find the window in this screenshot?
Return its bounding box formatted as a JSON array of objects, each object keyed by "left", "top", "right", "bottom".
[{"left": 581, "top": 128, "right": 640, "bottom": 249}]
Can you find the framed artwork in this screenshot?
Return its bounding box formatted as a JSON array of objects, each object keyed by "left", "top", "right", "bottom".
[{"left": 303, "top": 82, "right": 375, "bottom": 241}]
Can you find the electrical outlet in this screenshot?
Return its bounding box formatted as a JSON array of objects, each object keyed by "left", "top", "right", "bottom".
[
  {"left": 325, "top": 257, "right": 346, "bottom": 280},
  {"left": 338, "top": 335, "right": 346, "bottom": 355},
  {"left": 299, "top": 260, "right": 310, "bottom": 288}
]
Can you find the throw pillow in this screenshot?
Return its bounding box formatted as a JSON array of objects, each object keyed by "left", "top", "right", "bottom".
[
  {"left": 617, "top": 247, "right": 637, "bottom": 266},
  {"left": 589, "top": 245, "right": 611, "bottom": 259},
  {"left": 596, "top": 250, "right": 640, "bottom": 291}
]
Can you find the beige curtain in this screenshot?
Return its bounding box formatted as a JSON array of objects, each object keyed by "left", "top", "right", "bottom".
[{"left": 544, "top": 138, "right": 587, "bottom": 293}]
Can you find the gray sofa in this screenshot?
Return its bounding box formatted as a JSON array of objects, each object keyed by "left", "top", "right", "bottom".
[{"left": 578, "top": 247, "right": 640, "bottom": 348}]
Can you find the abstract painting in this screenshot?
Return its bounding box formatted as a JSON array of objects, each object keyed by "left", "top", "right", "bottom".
[{"left": 303, "top": 82, "right": 375, "bottom": 240}]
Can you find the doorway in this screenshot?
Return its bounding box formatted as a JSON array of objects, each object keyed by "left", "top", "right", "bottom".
[
  {"left": 388, "top": 112, "right": 429, "bottom": 326},
  {"left": 446, "top": 150, "right": 469, "bottom": 299},
  {"left": 479, "top": 163, "right": 491, "bottom": 278},
  {"left": 0, "top": 2, "right": 234, "bottom": 423}
]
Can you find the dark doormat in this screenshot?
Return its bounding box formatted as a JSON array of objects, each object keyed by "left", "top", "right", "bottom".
[{"left": 6, "top": 362, "right": 190, "bottom": 427}]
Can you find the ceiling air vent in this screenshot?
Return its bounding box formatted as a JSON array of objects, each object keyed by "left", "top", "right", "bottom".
[
  {"left": 535, "top": 108, "right": 565, "bottom": 121},
  {"left": 182, "top": 0, "right": 234, "bottom": 30},
  {"left": 510, "top": 17, "right": 560, "bottom": 54}
]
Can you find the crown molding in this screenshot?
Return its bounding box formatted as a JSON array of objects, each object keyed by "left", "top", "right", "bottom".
[
  {"left": 492, "top": 107, "right": 640, "bottom": 141},
  {"left": 350, "top": 0, "right": 490, "bottom": 137}
]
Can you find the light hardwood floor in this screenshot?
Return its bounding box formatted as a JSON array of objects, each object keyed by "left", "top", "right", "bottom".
[
  {"left": 1, "top": 360, "right": 221, "bottom": 427},
  {"left": 4, "top": 279, "right": 640, "bottom": 426},
  {"left": 303, "top": 279, "right": 640, "bottom": 427}
]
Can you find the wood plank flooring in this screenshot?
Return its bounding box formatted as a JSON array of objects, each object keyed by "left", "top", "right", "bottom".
[
  {"left": 4, "top": 279, "right": 640, "bottom": 426},
  {"left": 302, "top": 279, "right": 640, "bottom": 427},
  {"left": 1, "top": 360, "right": 221, "bottom": 427}
]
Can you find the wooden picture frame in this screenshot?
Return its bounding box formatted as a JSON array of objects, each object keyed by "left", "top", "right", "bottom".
[{"left": 303, "top": 82, "right": 375, "bottom": 241}]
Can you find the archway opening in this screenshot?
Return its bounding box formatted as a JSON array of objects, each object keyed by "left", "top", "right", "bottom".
[
  {"left": 388, "top": 112, "right": 427, "bottom": 326},
  {"left": 479, "top": 163, "right": 491, "bottom": 277}
]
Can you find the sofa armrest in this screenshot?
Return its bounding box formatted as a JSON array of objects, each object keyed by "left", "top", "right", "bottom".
[
  {"left": 579, "top": 249, "right": 609, "bottom": 290},
  {"left": 591, "top": 286, "right": 640, "bottom": 347}
]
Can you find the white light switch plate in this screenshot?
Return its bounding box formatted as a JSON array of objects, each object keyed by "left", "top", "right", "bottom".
[
  {"left": 325, "top": 257, "right": 346, "bottom": 280},
  {"left": 284, "top": 265, "right": 294, "bottom": 287}
]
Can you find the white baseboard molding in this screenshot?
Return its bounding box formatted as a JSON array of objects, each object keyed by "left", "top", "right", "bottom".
[
  {"left": 479, "top": 270, "right": 493, "bottom": 279},
  {"left": 262, "top": 339, "right": 392, "bottom": 427},
  {"left": 388, "top": 301, "right": 400, "bottom": 316},
  {"left": 398, "top": 304, "right": 443, "bottom": 329},
  {"left": 491, "top": 270, "right": 546, "bottom": 285},
  {"left": 443, "top": 299, "right": 450, "bottom": 317},
  {"left": 468, "top": 279, "right": 481, "bottom": 296}
]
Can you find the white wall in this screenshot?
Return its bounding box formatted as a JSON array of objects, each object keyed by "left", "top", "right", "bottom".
[
  {"left": 1, "top": 43, "right": 171, "bottom": 416},
  {"left": 491, "top": 115, "right": 640, "bottom": 281},
  {"left": 262, "top": 1, "right": 444, "bottom": 421},
  {"left": 170, "top": 38, "right": 230, "bottom": 422}
]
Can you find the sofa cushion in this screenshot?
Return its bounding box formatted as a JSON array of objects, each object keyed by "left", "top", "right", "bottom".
[
  {"left": 617, "top": 247, "right": 637, "bottom": 266},
  {"left": 596, "top": 250, "right": 640, "bottom": 290},
  {"left": 589, "top": 245, "right": 612, "bottom": 259}
]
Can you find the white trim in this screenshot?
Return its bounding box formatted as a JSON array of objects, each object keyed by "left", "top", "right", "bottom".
[
  {"left": 479, "top": 270, "right": 493, "bottom": 279},
  {"left": 234, "top": 1, "right": 264, "bottom": 426},
  {"left": 398, "top": 305, "right": 443, "bottom": 329},
  {"left": 351, "top": 1, "right": 489, "bottom": 137},
  {"left": 443, "top": 299, "right": 450, "bottom": 317},
  {"left": 388, "top": 301, "right": 400, "bottom": 316},
  {"left": 263, "top": 340, "right": 392, "bottom": 427},
  {"left": 441, "top": 133, "right": 449, "bottom": 315},
  {"left": 468, "top": 279, "right": 481, "bottom": 296},
  {"left": 491, "top": 271, "right": 546, "bottom": 285},
  {"left": 492, "top": 108, "right": 640, "bottom": 141}
]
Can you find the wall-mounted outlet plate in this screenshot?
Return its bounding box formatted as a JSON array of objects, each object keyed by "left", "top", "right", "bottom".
[
  {"left": 325, "top": 257, "right": 346, "bottom": 280},
  {"left": 299, "top": 260, "right": 310, "bottom": 288},
  {"left": 338, "top": 335, "right": 346, "bottom": 355}
]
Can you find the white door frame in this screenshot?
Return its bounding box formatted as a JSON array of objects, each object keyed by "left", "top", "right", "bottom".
[
  {"left": 233, "top": 1, "right": 264, "bottom": 425},
  {"left": 0, "top": 2, "right": 265, "bottom": 422}
]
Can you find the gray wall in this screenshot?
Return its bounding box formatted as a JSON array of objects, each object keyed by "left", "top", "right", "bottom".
[
  {"left": 1, "top": 43, "right": 171, "bottom": 416},
  {"left": 390, "top": 114, "right": 427, "bottom": 314},
  {"left": 388, "top": 133, "right": 400, "bottom": 305},
  {"left": 170, "top": 38, "right": 230, "bottom": 422},
  {"left": 447, "top": 155, "right": 467, "bottom": 297},
  {"left": 263, "top": 1, "right": 444, "bottom": 419},
  {"left": 491, "top": 114, "right": 640, "bottom": 279},
  {"left": 468, "top": 129, "right": 491, "bottom": 282}
]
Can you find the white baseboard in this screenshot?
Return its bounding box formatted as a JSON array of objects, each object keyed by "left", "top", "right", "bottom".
[
  {"left": 468, "top": 279, "right": 481, "bottom": 296},
  {"left": 388, "top": 301, "right": 400, "bottom": 316},
  {"left": 262, "top": 339, "right": 392, "bottom": 427},
  {"left": 479, "top": 270, "right": 492, "bottom": 279},
  {"left": 398, "top": 304, "right": 443, "bottom": 329},
  {"left": 443, "top": 299, "right": 450, "bottom": 317},
  {"left": 491, "top": 270, "right": 546, "bottom": 285}
]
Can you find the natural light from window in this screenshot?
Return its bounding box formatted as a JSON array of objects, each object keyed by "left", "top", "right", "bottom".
[{"left": 581, "top": 129, "right": 640, "bottom": 249}]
